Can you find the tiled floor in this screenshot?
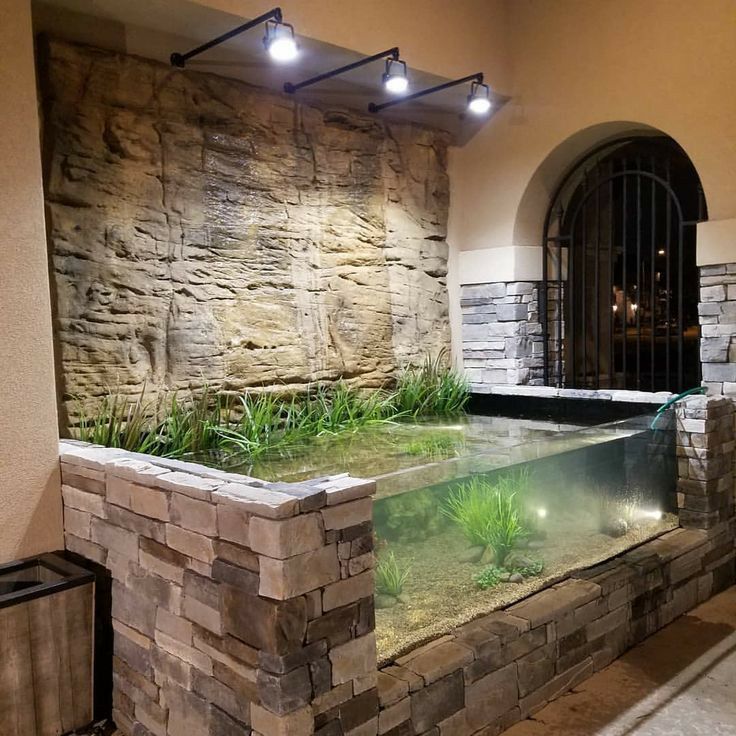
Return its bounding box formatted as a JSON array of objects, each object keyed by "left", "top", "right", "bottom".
[{"left": 505, "top": 586, "right": 736, "bottom": 735}]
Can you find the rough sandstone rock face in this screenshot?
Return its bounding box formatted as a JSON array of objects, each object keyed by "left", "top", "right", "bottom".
[{"left": 42, "top": 40, "right": 451, "bottom": 415}]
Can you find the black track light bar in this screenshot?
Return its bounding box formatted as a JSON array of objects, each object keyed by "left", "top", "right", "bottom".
[
  {"left": 284, "top": 47, "right": 400, "bottom": 94},
  {"left": 368, "top": 72, "right": 484, "bottom": 113},
  {"left": 170, "top": 6, "right": 283, "bottom": 68}
]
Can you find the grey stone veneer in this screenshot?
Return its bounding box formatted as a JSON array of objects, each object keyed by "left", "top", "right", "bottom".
[
  {"left": 700, "top": 263, "right": 736, "bottom": 394},
  {"left": 460, "top": 282, "right": 544, "bottom": 389}
]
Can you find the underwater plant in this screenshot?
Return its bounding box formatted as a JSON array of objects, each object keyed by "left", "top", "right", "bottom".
[
  {"left": 443, "top": 476, "right": 501, "bottom": 548},
  {"left": 374, "top": 488, "right": 447, "bottom": 542},
  {"left": 443, "top": 472, "right": 528, "bottom": 564},
  {"left": 474, "top": 566, "right": 503, "bottom": 589},
  {"left": 393, "top": 349, "right": 470, "bottom": 417},
  {"left": 405, "top": 434, "right": 461, "bottom": 460},
  {"left": 483, "top": 488, "right": 525, "bottom": 568},
  {"left": 375, "top": 551, "right": 412, "bottom": 598}
]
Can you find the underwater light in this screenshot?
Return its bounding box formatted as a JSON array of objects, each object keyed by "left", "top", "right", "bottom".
[
  {"left": 639, "top": 509, "right": 663, "bottom": 521},
  {"left": 536, "top": 508, "right": 548, "bottom": 519}
]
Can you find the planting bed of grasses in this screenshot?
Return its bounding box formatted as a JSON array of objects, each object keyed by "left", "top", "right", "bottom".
[{"left": 71, "top": 353, "right": 470, "bottom": 466}]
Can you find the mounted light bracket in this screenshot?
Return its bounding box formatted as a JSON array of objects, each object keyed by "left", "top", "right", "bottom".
[
  {"left": 284, "top": 47, "right": 404, "bottom": 94},
  {"left": 170, "top": 7, "right": 296, "bottom": 68}
]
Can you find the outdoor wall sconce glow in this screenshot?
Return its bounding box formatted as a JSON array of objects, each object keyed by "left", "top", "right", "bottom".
[
  {"left": 368, "top": 72, "right": 493, "bottom": 115},
  {"left": 170, "top": 6, "right": 298, "bottom": 68},
  {"left": 284, "top": 48, "right": 408, "bottom": 95}
]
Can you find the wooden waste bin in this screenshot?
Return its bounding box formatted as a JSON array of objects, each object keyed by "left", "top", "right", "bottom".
[{"left": 0, "top": 552, "right": 94, "bottom": 736}]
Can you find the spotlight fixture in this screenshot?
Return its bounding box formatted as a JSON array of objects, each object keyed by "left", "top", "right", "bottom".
[
  {"left": 368, "top": 72, "right": 499, "bottom": 116},
  {"left": 284, "top": 47, "right": 406, "bottom": 95},
  {"left": 263, "top": 19, "right": 298, "bottom": 62},
  {"left": 383, "top": 58, "right": 408, "bottom": 94},
  {"left": 467, "top": 80, "right": 492, "bottom": 115},
  {"left": 170, "top": 6, "right": 297, "bottom": 69}
]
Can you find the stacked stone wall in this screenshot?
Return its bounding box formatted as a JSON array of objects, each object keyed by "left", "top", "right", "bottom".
[
  {"left": 60, "top": 441, "right": 377, "bottom": 736},
  {"left": 460, "top": 282, "right": 544, "bottom": 389},
  {"left": 699, "top": 263, "right": 736, "bottom": 394}
]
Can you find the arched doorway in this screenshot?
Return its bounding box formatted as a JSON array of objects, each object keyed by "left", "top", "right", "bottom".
[{"left": 541, "top": 136, "right": 706, "bottom": 392}]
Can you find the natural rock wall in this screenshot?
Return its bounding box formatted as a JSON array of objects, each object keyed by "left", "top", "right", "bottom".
[{"left": 42, "top": 40, "right": 450, "bottom": 412}]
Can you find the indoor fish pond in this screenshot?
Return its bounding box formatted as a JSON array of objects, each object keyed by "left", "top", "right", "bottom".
[{"left": 232, "top": 411, "right": 679, "bottom": 660}]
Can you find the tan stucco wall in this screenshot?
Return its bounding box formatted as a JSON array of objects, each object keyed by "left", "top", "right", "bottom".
[
  {"left": 447, "top": 0, "right": 736, "bottom": 362},
  {"left": 0, "top": 0, "right": 63, "bottom": 562}
]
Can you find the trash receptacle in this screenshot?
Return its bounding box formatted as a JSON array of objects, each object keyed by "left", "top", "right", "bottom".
[{"left": 0, "top": 552, "right": 95, "bottom": 736}]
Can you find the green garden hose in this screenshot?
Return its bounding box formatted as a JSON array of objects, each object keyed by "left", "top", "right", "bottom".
[{"left": 650, "top": 386, "right": 707, "bottom": 430}]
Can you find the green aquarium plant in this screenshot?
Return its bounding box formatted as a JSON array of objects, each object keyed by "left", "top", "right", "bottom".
[
  {"left": 405, "top": 434, "right": 461, "bottom": 460},
  {"left": 443, "top": 476, "right": 501, "bottom": 548},
  {"left": 443, "top": 472, "right": 528, "bottom": 564},
  {"left": 375, "top": 551, "right": 412, "bottom": 598},
  {"left": 474, "top": 566, "right": 503, "bottom": 590},
  {"left": 393, "top": 349, "right": 470, "bottom": 417}
]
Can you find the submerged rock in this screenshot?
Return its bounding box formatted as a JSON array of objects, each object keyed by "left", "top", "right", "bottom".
[
  {"left": 603, "top": 518, "right": 629, "bottom": 538},
  {"left": 505, "top": 552, "right": 536, "bottom": 569},
  {"left": 459, "top": 546, "right": 486, "bottom": 564},
  {"left": 527, "top": 540, "right": 545, "bottom": 550},
  {"left": 509, "top": 573, "right": 524, "bottom": 583},
  {"left": 376, "top": 594, "right": 399, "bottom": 609},
  {"left": 480, "top": 547, "right": 496, "bottom": 565}
]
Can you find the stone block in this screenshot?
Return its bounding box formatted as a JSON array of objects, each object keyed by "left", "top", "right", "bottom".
[
  {"left": 62, "top": 484, "right": 106, "bottom": 517},
  {"left": 251, "top": 704, "right": 313, "bottom": 736},
  {"left": 323, "top": 571, "right": 374, "bottom": 611},
  {"left": 403, "top": 641, "right": 473, "bottom": 685},
  {"left": 378, "top": 697, "right": 411, "bottom": 735},
  {"left": 260, "top": 544, "right": 340, "bottom": 599},
  {"left": 307, "top": 603, "right": 360, "bottom": 648},
  {"left": 410, "top": 671, "right": 465, "bottom": 733},
  {"left": 258, "top": 666, "right": 313, "bottom": 715},
  {"left": 217, "top": 503, "right": 250, "bottom": 546},
  {"left": 260, "top": 639, "right": 329, "bottom": 675},
  {"left": 517, "top": 643, "right": 555, "bottom": 698},
  {"left": 211, "top": 558, "right": 259, "bottom": 594},
  {"left": 250, "top": 513, "right": 324, "bottom": 559},
  {"left": 330, "top": 633, "right": 377, "bottom": 684},
  {"left": 508, "top": 579, "right": 601, "bottom": 627},
  {"left": 465, "top": 662, "right": 518, "bottom": 731},
  {"left": 91, "top": 518, "right": 140, "bottom": 559},
  {"left": 321, "top": 498, "right": 373, "bottom": 531},
  {"left": 129, "top": 484, "right": 170, "bottom": 521},
  {"left": 222, "top": 585, "right": 307, "bottom": 655},
  {"left": 377, "top": 672, "right": 409, "bottom": 707},
  {"left": 154, "top": 629, "right": 213, "bottom": 674},
  {"left": 214, "top": 483, "right": 299, "bottom": 519},
  {"left": 64, "top": 507, "right": 92, "bottom": 540},
  {"left": 170, "top": 492, "right": 217, "bottom": 535},
  {"left": 496, "top": 303, "right": 528, "bottom": 321},
  {"left": 166, "top": 524, "right": 215, "bottom": 563}
]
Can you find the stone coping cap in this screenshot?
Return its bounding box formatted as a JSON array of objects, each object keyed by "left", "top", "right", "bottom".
[
  {"left": 471, "top": 385, "right": 675, "bottom": 404},
  {"left": 59, "top": 440, "right": 375, "bottom": 517}
]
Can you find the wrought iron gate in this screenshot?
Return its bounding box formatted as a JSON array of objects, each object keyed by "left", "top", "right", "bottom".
[{"left": 541, "top": 137, "right": 705, "bottom": 393}]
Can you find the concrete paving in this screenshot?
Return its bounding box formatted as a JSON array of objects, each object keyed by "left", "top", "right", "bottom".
[{"left": 505, "top": 586, "right": 736, "bottom": 736}]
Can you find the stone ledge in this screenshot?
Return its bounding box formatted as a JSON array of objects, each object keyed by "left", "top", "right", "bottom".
[
  {"left": 469, "top": 385, "right": 675, "bottom": 404},
  {"left": 59, "top": 440, "right": 374, "bottom": 520}
]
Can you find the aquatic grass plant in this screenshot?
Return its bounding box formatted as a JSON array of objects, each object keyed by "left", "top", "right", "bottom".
[
  {"left": 375, "top": 551, "right": 411, "bottom": 598},
  {"left": 443, "top": 476, "right": 501, "bottom": 547},
  {"left": 71, "top": 354, "right": 467, "bottom": 465},
  {"left": 444, "top": 472, "right": 528, "bottom": 567},
  {"left": 405, "top": 434, "right": 461, "bottom": 461},
  {"left": 393, "top": 349, "right": 470, "bottom": 417}
]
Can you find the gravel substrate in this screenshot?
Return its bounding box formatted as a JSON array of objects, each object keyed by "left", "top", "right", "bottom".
[{"left": 376, "top": 510, "right": 678, "bottom": 664}]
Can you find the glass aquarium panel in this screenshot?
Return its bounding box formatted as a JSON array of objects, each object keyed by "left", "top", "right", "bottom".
[
  {"left": 225, "top": 415, "right": 589, "bottom": 482},
  {"left": 372, "top": 412, "right": 677, "bottom": 662}
]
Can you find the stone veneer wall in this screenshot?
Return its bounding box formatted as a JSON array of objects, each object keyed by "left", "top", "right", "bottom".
[
  {"left": 60, "top": 440, "right": 378, "bottom": 736},
  {"left": 459, "top": 282, "right": 544, "bottom": 390},
  {"left": 42, "top": 39, "right": 451, "bottom": 414},
  {"left": 699, "top": 263, "right": 736, "bottom": 394},
  {"left": 60, "top": 394, "right": 736, "bottom": 736}
]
